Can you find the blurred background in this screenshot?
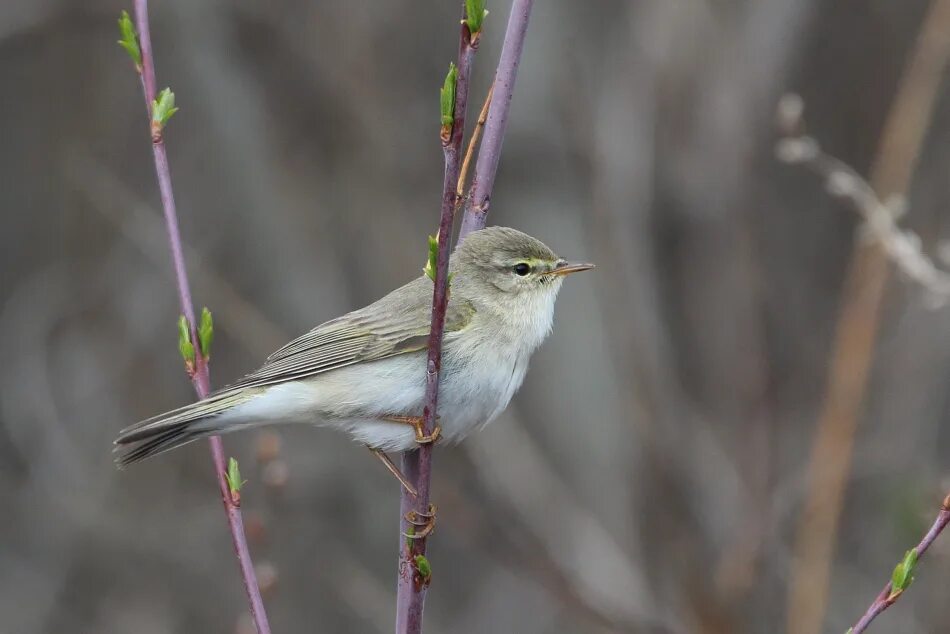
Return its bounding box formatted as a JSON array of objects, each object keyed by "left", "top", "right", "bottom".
[{"left": 4, "top": 0, "right": 950, "bottom": 632}]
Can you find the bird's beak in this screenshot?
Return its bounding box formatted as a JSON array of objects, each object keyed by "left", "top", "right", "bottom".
[{"left": 548, "top": 260, "right": 595, "bottom": 276}]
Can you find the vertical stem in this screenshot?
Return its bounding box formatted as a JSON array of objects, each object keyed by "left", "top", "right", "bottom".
[
  {"left": 458, "top": 0, "right": 535, "bottom": 239},
  {"left": 131, "top": 2, "right": 271, "bottom": 632},
  {"left": 396, "top": 1, "right": 536, "bottom": 629},
  {"left": 394, "top": 12, "right": 479, "bottom": 633}
]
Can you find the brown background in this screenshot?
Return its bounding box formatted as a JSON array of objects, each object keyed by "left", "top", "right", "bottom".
[{"left": 2, "top": 1, "right": 950, "bottom": 632}]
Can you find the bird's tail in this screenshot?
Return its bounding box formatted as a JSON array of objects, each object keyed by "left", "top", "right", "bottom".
[{"left": 114, "top": 388, "right": 259, "bottom": 466}]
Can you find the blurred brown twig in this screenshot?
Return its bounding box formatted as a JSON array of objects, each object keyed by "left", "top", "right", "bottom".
[{"left": 782, "top": 1, "right": 950, "bottom": 631}]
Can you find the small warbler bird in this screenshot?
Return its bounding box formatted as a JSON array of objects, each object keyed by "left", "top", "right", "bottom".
[{"left": 115, "top": 226, "right": 593, "bottom": 475}]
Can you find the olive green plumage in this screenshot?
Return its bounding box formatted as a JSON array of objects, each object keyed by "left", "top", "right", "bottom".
[{"left": 115, "top": 226, "right": 593, "bottom": 464}]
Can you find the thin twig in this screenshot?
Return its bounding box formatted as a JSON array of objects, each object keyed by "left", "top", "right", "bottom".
[
  {"left": 129, "top": 2, "right": 270, "bottom": 632},
  {"left": 457, "top": 85, "right": 494, "bottom": 197},
  {"left": 394, "top": 8, "right": 481, "bottom": 633},
  {"left": 459, "top": 0, "right": 535, "bottom": 239},
  {"left": 782, "top": 1, "right": 950, "bottom": 631},
  {"left": 850, "top": 493, "right": 950, "bottom": 633}
]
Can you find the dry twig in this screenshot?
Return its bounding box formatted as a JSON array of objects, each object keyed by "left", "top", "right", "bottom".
[{"left": 396, "top": 2, "right": 535, "bottom": 630}]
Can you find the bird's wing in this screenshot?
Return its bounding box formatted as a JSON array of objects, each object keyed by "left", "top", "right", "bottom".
[{"left": 221, "top": 277, "right": 475, "bottom": 392}]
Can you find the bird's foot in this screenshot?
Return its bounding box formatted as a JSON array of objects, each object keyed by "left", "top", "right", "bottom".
[
  {"left": 370, "top": 448, "right": 418, "bottom": 497},
  {"left": 403, "top": 504, "right": 437, "bottom": 540},
  {"left": 385, "top": 415, "right": 442, "bottom": 445}
]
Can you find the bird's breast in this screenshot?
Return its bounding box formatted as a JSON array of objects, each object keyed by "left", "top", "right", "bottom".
[{"left": 437, "top": 326, "right": 533, "bottom": 442}]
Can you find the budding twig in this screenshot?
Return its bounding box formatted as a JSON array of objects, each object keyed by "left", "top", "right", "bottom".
[
  {"left": 848, "top": 494, "right": 950, "bottom": 633},
  {"left": 394, "top": 3, "right": 483, "bottom": 630},
  {"left": 121, "top": 3, "right": 271, "bottom": 632}
]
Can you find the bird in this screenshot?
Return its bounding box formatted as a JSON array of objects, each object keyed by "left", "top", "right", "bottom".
[{"left": 114, "top": 226, "right": 593, "bottom": 488}]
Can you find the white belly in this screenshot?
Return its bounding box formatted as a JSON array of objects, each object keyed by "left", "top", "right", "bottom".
[
  {"left": 336, "top": 340, "right": 530, "bottom": 452},
  {"left": 223, "top": 321, "right": 538, "bottom": 452}
]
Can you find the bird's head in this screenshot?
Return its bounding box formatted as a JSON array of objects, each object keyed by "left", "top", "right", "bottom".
[{"left": 451, "top": 226, "right": 593, "bottom": 338}]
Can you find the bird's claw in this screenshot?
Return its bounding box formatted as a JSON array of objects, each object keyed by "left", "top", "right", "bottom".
[
  {"left": 384, "top": 415, "right": 442, "bottom": 445},
  {"left": 413, "top": 422, "right": 441, "bottom": 445},
  {"left": 402, "top": 504, "right": 437, "bottom": 539}
]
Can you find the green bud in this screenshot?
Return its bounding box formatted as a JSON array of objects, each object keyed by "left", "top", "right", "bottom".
[
  {"left": 889, "top": 548, "right": 918, "bottom": 598},
  {"left": 225, "top": 457, "right": 247, "bottom": 496},
  {"left": 423, "top": 233, "right": 454, "bottom": 287},
  {"left": 463, "top": 0, "right": 488, "bottom": 36},
  {"left": 198, "top": 307, "right": 214, "bottom": 360},
  {"left": 152, "top": 88, "right": 179, "bottom": 130},
  {"left": 440, "top": 63, "right": 458, "bottom": 128},
  {"left": 117, "top": 10, "right": 142, "bottom": 70},
  {"left": 177, "top": 314, "right": 196, "bottom": 370},
  {"left": 414, "top": 554, "right": 432, "bottom": 580},
  {"left": 424, "top": 234, "right": 439, "bottom": 282}
]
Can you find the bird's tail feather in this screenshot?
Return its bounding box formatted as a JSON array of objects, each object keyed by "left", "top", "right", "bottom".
[{"left": 114, "top": 389, "right": 258, "bottom": 466}]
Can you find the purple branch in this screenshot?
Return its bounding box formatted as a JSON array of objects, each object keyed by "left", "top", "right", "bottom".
[
  {"left": 130, "top": 2, "right": 271, "bottom": 632},
  {"left": 396, "top": 1, "right": 535, "bottom": 629},
  {"left": 458, "top": 0, "right": 534, "bottom": 239},
  {"left": 850, "top": 494, "right": 950, "bottom": 633},
  {"left": 394, "top": 13, "right": 480, "bottom": 633}
]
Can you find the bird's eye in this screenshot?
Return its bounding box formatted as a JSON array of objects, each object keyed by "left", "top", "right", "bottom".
[{"left": 513, "top": 262, "right": 531, "bottom": 276}]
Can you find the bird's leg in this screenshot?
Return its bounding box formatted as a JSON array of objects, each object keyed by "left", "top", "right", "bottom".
[
  {"left": 383, "top": 415, "right": 442, "bottom": 445},
  {"left": 403, "top": 504, "right": 437, "bottom": 539},
  {"left": 369, "top": 448, "right": 418, "bottom": 497},
  {"left": 369, "top": 414, "right": 442, "bottom": 496}
]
